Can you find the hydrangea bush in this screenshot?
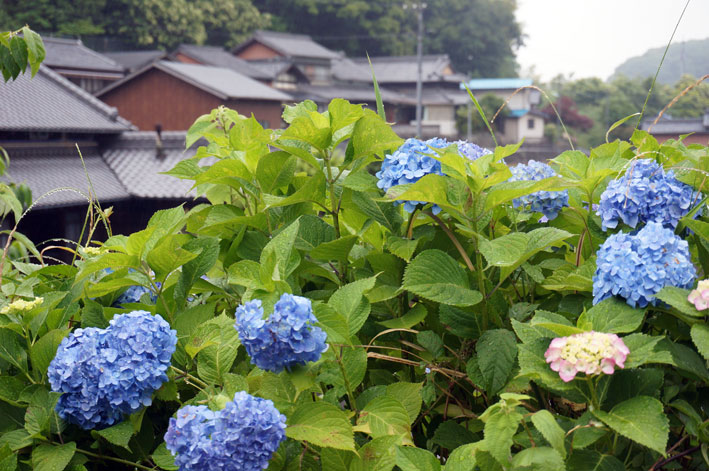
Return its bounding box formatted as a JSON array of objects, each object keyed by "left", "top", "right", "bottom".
[{"left": 1, "top": 98, "right": 708, "bottom": 471}]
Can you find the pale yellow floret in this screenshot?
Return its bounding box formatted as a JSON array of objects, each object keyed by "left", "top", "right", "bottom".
[
  {"left": 82, "top": 247, "right": 103, "bottom": 256},
  {"left": 0, "top": 296, "right": 44, "bottom": 314},
  {"left": 560, "top": 332, "right": 614, "bottom": 364}
]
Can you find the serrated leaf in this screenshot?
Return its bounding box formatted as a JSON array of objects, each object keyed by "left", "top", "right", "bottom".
[
  {"left": 196, "top": 314, "right": 240, "bottom": 385},
  {"left": 480, "top": 402, "right": 522, "bottom": 465},
  {"left": 327, "top": 276, "right": 377, "bottom": 336},
  {"left": 403, "top": 250, "right": 481, "bottom": 307},
  {"left": 530, "top": 410, "right": 566, "bottom": 458},
  {"left": 351, "top": 191, "right": 403, "bottom": 234},
  {"left": 31, "top": 442, "right": 76, "bottom": 471},
  {"left": 476, "top": 329, "right": 517, "bottom": 396},
  {"left": 566, "top": 450, "right": 625, "bottom": 471},
  {"left": 311, "top": 235, "right": 357, "bottom": 262},
  {"left": 152, "top": 442, "right": 178, "bottom": 470},
  {"left": 577, "top": 298, "right": 645, "bottom": 333},
  {"left": 387, "top": 236, "right": 419, "bottom": 262},
  {"left": 385, "top": 382, "right": 422, "bottom": 423},
  {"left": 444, "top": 443, "right": 480, "bottom": 471},
  {"left": 655, "top": 286, "right": 704, "bottom": 317},
  {"left": 432, "top": 421, "right": 477, "bottom": 451},
  {"left": 690, "top": 324, "right": 709, "bottom": 360},
  {"left": 509, "top": 447, "right": 564, "bottom": 471},
  {"left": 592, "top": 396, "right": 669, "bottom": 455},
  {"left": 94, "top": 421, "right": 134, "bottom": 451},
  {"left": 29, "top": 329, "right": 68, "bottom": 379},
  {"left": 286, "top": 402, "right": 355, "bottom": 450},
  {"left": 349, "top": 436, "right": 399, "bottom": 471},
  {"left": 395, "top": 446, "right": 440, "bottom": 471},
  {"left": 355, "top": 396, "right": 411, "bottom": 440}
]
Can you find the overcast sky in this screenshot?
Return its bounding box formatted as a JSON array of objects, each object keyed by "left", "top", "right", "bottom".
[{"left": 515, "top": 0, "right": 709, "bottom": 81}]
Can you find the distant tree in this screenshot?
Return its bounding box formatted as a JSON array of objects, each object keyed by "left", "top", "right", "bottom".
[
  {"left": 200, "top": 0, "right": 271, "bottom": 49},
  {"left": 455, "top": 93, "right": 508, "bottom": 134},
  {"left": 259, "top": 0, "right": 522, "bottom": 76},
  {"left": 667, "top": 74, "right": 709, "bottom": 118},
  {"left": 562, "top": 78, "right": 610, "bottom": 107},
  {"left": 543, "top": 96, "right": 593, "bottom": 131},
  {"left": 1, "top": 0, "right": 106, "bottom": 35}
]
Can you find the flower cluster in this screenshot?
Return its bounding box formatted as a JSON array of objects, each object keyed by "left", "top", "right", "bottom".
[
  {"left": 114, "top": 285, "right": 158, "bottom": 306},
  {"left": 165, "top": 392, "right": 286, "bottom": 471},
  {"left": 597, "top": 159, "right": 696, "bottom": 230},
  {"left": 593, "top": 221, "right": 696, "bottom": 308},
  {"left": 545, "top": 331, "right": 630, "bottom": 382},
  {"left": 0, "top": 296, "right": 43, "bottom": 314},
  {"left": 509, "top": 160, "right": 568, "bottom": 220},
  {"left": 48, "top": 311, "right": 177, "bottom": 429},
  {"left": 376, "top": 137, "right": 491, "bottom": 214},
  {"left": 234, "top": 293, "right": 328, "bottom": 372},
  {"left": 689, "top": 279, "right": 709, "bottom": 311}
]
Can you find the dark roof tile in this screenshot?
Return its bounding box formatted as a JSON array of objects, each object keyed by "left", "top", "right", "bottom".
[
  {"left": 173, "top": 45, "right": 272, "bottom": 79},
  {"left": 104, "top": 50, "right": 167, "bottom": 72},
  {"left": 235, "top": 30, "right": 340, "bottom": 60},
  {"left": 43, "top": 37, "right": 125, "bottom": 75}
]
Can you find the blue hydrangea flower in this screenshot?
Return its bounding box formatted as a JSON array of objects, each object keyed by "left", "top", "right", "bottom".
[
  {"left": 114, "top": 285, "right": 158, "bottom": 306},
  {"left": 597, "top": 159, "right": 697, "bottom": 231},
  {"left": 376, "top": 137, "right": 491, "bottom": 214},
  {"left": 165, "top": 392, "right": 286, "bottom": 471},
  {"left": 234, "top": 294, "right": 328, "bottom": 372},
  {"left": 593, "top": 221, "right": 696, "bottom": 308},
  {"left": 48, "top": 311, "right": 177, "bottom": 429},
  {"left": 509, "top": 160, "right": 569, "bottom": 221}
]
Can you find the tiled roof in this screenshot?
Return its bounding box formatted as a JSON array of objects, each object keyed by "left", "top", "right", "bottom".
[
  {"left": 334, "top": 55, "right": 462, "bottom": 84},
  {"left": 173, "top": 45, "right": 272, "bottom": 80},
  {"left": 461, "top": 78, "right": 534, "bottom": 91},
  {"left": 247, "top": 58, "right": 299, "bottom": 79},
  {"left": 295, "top": 84, "right": 415, "bottom": 105},
  {"left": 234, "top": 30, "right": 340, "bottom": 60},
  {"left": 102, "top": 131, "right": 200, "bottom": 199},
  {"left": 0, "top": 65, "right": 134, "bottom": 133},
  {"left": 42, "top": 37, "right": 125, "bottom": 75},
  {"left": 105, "top": 50, "right": 167, "bottom": 73},
  {"left": 641, "top": 117, "right": 708, "bottom": 134},
  {"left": 2, "top": 143, "right": 128, "bottom": 208},
  {"left": 98, "top": 61, "right": 292, "bottom": 102}
]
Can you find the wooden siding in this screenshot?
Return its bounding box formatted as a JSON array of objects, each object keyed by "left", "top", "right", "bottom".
[
  {"left": 100, "top": 68, "right": 284, "bottom": 131},
  {"left": 236, "top": 42, "right": 282, "bottom": 60},
  {"left": 174, "top": 52, "right": 201, "bottom": 64}
]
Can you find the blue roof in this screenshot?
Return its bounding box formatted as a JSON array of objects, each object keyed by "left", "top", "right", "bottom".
[
  {"left": 508, "top": 109, "right": 529, "bottom": 118},
  {"left": 460, "top": 78, "right": 533, "bottom": 91}
]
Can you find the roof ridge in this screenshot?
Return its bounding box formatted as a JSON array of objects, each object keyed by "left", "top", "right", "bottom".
[{"left": 38, "top": 65, "right": 134, "bottom": 129}]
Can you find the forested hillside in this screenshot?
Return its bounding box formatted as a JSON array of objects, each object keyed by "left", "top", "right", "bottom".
[
  {"left": 0, "top": 0, "right": 523, "bottom": 77},
  {"left": 611, "top": 38, "right": 709, "bottom": 84}
]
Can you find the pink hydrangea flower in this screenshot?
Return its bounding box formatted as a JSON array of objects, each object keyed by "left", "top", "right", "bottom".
[
  {"left": 544, "top": 331, "right": 630, "bottom": 382},
  {"left": 688, "top": 279, "right": 709, "bottom": 311}
]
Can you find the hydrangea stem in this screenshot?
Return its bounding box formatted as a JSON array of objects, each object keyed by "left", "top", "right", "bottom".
[
  {"left": 334, "top": 347, "right": 358, "bottom": 413},
  {"left": 585, "top": 376, "right": 600, "bottom": 411},
  {"left": 50, "top": 443, "right": 154, "bottom": 471},
  {"left": 171, "top": 365, "right": 208, "bottom": 390}
]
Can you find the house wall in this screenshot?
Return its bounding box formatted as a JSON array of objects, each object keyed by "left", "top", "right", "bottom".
[
  {"left": 100, "top": 69, "right": 284, "bottom": 130},
  {"left": 422, "top": 105, "right": 456, "bottom": 136},
  {"left": 473, "top": 88, "right": 530, "bottom": 110},
  {"left": 236, "top": 43, "right": 282, "bottom": 60},
  {"left": 517, "top": 115, "right": 545, "bottom": 142}
]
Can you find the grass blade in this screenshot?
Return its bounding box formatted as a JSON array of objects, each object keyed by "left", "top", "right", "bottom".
[
  {"left": 367, "top": 53, "right": 386, "bottom": 121},
  {"left": 463, "top": 84, "right": 497, "bottom": 147}
]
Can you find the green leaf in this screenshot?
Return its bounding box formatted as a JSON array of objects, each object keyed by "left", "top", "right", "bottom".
[
  {"left": 0, "top": 328, "right": 27, "bottom": 372},
  {"left": 22, "top": 27, "right": 45, "bottom": 77},
  {"left": 439, "top": 305, "right": 480, "bottom": 339},
  {"left": 444, "top": 443, "right": 480, "bottom": 471},
  {"left": 174, "top": 237, "right": 219, "bottom": 304},
  {"left": 281, "top": 110, "right": 332, "bottom": 150},
  {"left": 146, "top": 234, "right": 199, "bottom": 282},
  {"left": 485, "top": 177, "right": 567, "bottom": 210},
  {"left": 196, "top": 314, "right": 240, "bottom": 385},
  {"left": 310, "top": 235, "right": 357, "bottom": 262},
  {"left": 690, "top": 324, "right": 709, "bottom": 360},
  {"left": 566, "top": 450, "right": 625, "bottom": 471},
  {"left": 509, "top": 447, "right": 564, "bottom": 471},
  {"left": 152, "top": 442, "right": 179, "bottom": 470},
  {"left": 31, "top": 442, "right": 76, "bottom": 471},
  {"left": 327, "top": 276, "right": 377, "bottom": 337},
  {"left": 379, "top": 304, "right": 428, "bottom": 330},
  {"left": 260, "top": 219, "right": 301, "bottom": 282},
  {"left": 286, "top": 402, "right": 355, "bottom": 451},
  {"left": 476, "top": 329, "right": 517, "bottom": 396},
  {"left": 606, "top": 113, "right": 641, "bottom": 143},
  {"left": 431, "top": 421, "right": 478, "bottom": 451},
  {"left": 480, "top": 402, "right": 523, "bottom": 465},
  {"left": 385, "top": 382, "right": 422, "bottom": 423},
  {"left": 349, "top": 436, "right": 399, "bottom": 471},
  {"left": 355, "top": 396, "right": 411, "bottom": 440},
  {"left": 386, "top": 237, "right": 419, "bottom": 262},
  {"left": 29, "top": 329, "right": 68, "bottom": 378},
  {"left": 256, "top": 151, "right": 297, "bottom": 193},
  {"left": 0, "top": 443, "right": 17, "bottom": 471},
  {"left": 313, "top": 303, "right": 349, "bottom": 344},
  {"left": 403, "top": 250, "right": 481, "bottom": 307},
  {"left": 655, "top": 286, "right": 705, "bottom": 317},
  {"left": 395, "top": 446, "right": 441, "bottom": 471},
  {"left": 94, "top": 421, "right": 134, "bottom": 451},
  {"left": 417, "top": 331, "right": 444, "bottom": 358},
  {"left": 366, "top": 55, "right": 386, "bottom": 121},
  {"left": 320, "top": 448, "right": 355, "bottom": 471},
  {"left": 351, "top": 110, "right": 403, "bottom": 160},
  {"left": 530, "top": 410, "right": 566, "bottom": 458},
  {"left": 577, "top": 297, "right": 645, "bottom": 333},
  {"left": 351, "top": 191, "right": 403, "bottom": 235},
  {"left": 24, "top": 388, "right": 59, "bottom": 437},
  {"left": 592, "top": 396, "right": 669, "bottom": 455},
  {"left": 478, "top": 228, "right": 572, "bottom": 284}
]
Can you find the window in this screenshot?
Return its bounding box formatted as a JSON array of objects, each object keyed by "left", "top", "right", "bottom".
[{"left": 527, "top": 118, "right": 535, "bottom": 129}]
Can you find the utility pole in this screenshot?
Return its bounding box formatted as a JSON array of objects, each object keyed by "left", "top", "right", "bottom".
[{"left": 405, "top": 2, "right": 427, "bottom": 138}]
